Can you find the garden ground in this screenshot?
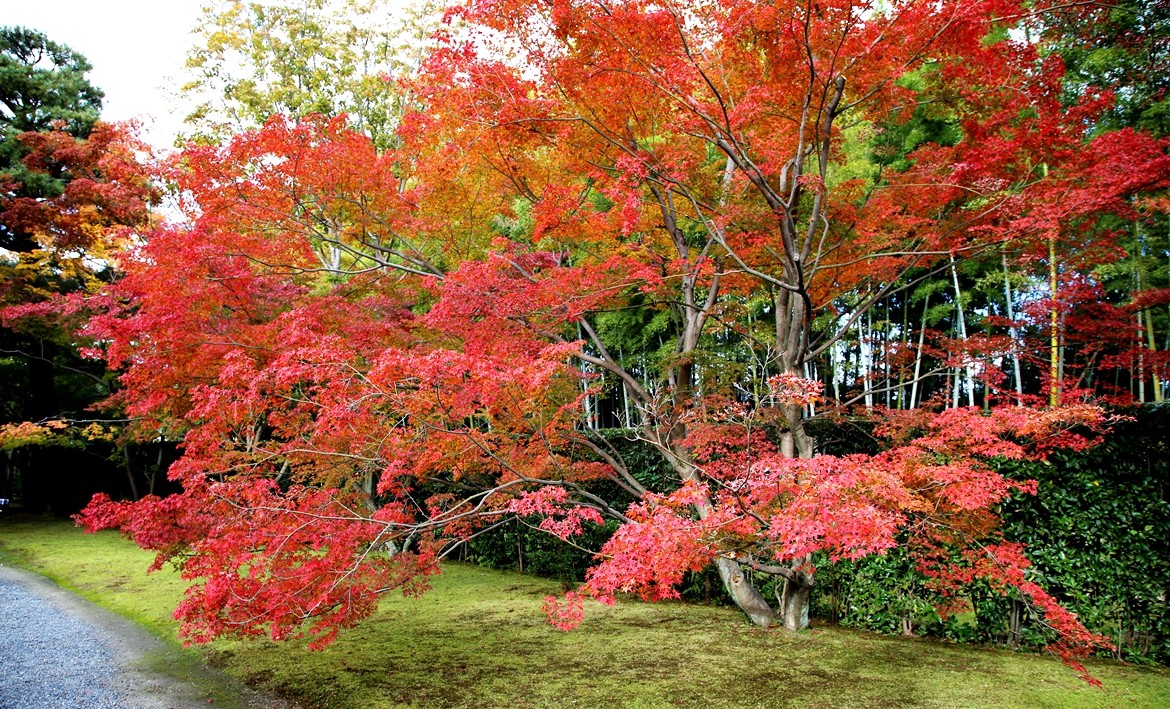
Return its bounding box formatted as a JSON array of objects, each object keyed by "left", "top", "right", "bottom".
[{"left": 1, "top": 517, "right": 1168, "bottom": 708}]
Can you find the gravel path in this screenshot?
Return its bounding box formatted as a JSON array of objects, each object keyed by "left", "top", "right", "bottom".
[{"left": 0, "top": 563, "right": 295, "bottom": 709}]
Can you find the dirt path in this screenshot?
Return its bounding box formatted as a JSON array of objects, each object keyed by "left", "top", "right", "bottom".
[{"left": 0, "top": 563, "right": 296, "bottom": 709}]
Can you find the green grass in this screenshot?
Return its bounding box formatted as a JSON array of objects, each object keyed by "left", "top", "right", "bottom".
[{"left": 2, "top": 517, "right": 1169, "bottom": 708}]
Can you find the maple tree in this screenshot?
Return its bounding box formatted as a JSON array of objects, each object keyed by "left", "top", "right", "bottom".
[{"left": 74, "top": 0, "right": 1170, "bottom": 683}]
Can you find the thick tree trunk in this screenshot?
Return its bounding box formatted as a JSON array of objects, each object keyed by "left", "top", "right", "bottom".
[
  {"left": 715, "top": 557, "right": 776, "bottom": 627},
  {"left": 778, "top": 575, "right": 813, "bottom": 631},
  {"left": 664, "top": 445, "right": 780, "bottom": 628}
]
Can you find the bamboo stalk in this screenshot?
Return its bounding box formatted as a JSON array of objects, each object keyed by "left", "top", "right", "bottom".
[{"left": 1049, "top": 238, "right": 1060, "bottom": 407}]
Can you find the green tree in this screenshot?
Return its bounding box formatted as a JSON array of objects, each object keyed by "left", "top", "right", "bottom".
[
  {"left": 1, "top": 26, "right": 104, "bottom": 250},
  {"left": 1050, "top": 1, "right": 1170, "bottom": 138},
  {"left": 181, "top": 0, "right": 437, "bottom": 149}
]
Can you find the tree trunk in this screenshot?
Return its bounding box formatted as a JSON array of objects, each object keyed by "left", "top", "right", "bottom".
[
  {"left": 778, "top": 574, "right": 813, "bottom": 631},
  {"left": 950, "top": 256, "right": 975, "bottom": 407},
  {"left": 715, "top": 557, "right": 776, "bottom": 627},
  {"left": 862, "top": 309, "right": 874, "bottom": 409},
  {"left": 1138, "top": 308, "right": 1147, "bottom": 402},
  {"left": 910, "top": 292, "right": 930, "bottom": 409},
  {"left": 122, "top": 443, "right": 140, "bottom": 501},
  {"left": 1146, "top": 307, "right": 1162, "bottom": 403},
  {"left": 665, "top": 444, "right": 781, "bottom": 628},
  {"left": 898, "top": 297, "right": 909, "bottom": 408},
  {"left": 1002, "top": 252, "right": 1024, "bottom": 404},
  {"left": 1049, "top": 238, "right": 1061, "bottom": 406}
]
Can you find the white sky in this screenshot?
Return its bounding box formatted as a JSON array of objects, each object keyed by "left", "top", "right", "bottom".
[{"left": 2, "top": 0, "right": 206, "bottom": 150}]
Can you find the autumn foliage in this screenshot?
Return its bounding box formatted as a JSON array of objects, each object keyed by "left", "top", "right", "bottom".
[
  {"left": 61, "top": 0, "right": 1170, "bottom": 684},
  {"left": 1, "top": 121, "right": 156, "bottom": 313}
]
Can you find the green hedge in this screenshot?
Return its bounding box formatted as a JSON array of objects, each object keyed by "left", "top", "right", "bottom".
[
  {"left": 999, "top": 405, "right": 1170, "bottom": 662},
  {"left": 812, "top": 405, "right": 1170, "bottom": 664}
]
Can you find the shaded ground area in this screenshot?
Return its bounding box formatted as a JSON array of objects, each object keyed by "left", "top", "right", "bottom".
[{"left": 0, "top": 563, "right": 293, "bottom": 709}]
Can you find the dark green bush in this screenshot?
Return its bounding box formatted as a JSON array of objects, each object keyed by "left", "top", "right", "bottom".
[
  {"left": 464, "top": 515, "right": 619, "bottom": 583},
  {"left": 998, "top": 404, "right": 1170, "bottom": 663},
  {"left": 809, "top": 405, "right": 1170, "bottom": 664}
]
